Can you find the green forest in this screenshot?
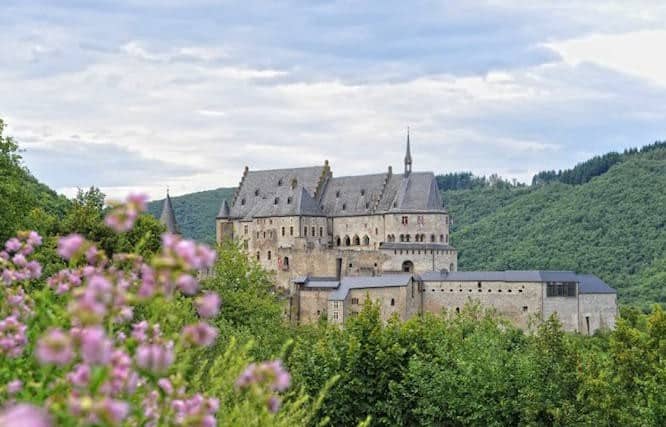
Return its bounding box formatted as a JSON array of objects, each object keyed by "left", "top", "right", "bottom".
[{"left": 149, "top": 142, "right": 666, "bottom": 309}]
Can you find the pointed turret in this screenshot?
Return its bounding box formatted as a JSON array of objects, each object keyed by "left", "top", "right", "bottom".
[
  {"left": 217, "top": 199, "right": 230, "bottom": 218},
  {"left": 160, "top": 190, "right": 179, "bottom": 234},
  {"left": 404, "top": 127, "right": 412, "bottom": 176}
]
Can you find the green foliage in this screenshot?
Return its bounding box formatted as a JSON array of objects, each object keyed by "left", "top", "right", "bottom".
[
  {"left": 446, "top": 147, "right": 666, "bottom": 309},
  {"left": 147, "top": 188, "right": 235, "bottom": 244},
  {"left": 0, "top": 119, "right": 69, "bottom": 241}
]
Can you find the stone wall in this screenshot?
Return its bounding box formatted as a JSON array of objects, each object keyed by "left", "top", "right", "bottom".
[
  {"left": 579, "top": 293, "right": 617, "bottom": 334},
  {"left": 297, "top": 287, "right": 332, "bottom": 323},
  {"left": 380, "top": 247, "right": 457, "bottom": 273},
  {"left": 422, "top": 280, "right": 542, "bottom": 329},
  {"left": 384, "top": 213, "right": 449, "bottom": 244},
  {"left": 541, "top": 286, "right": 579, "bottom": 332}
]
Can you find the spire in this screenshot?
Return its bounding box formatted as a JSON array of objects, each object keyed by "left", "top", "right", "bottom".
[
  {"left": 404, "top": 127, "right": 412, "bottom": 176},
  {"left": 160, "top": 189, "right": 180, "bottom": 234},
  {"left": 217, "top": 199, "right": 230, "bottom": 218}
]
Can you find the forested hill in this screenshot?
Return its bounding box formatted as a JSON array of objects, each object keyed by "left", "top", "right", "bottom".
[
  {"left": 0, "top": 119, "right": 69, "bottom": 241},
  {"left": 147, "top": 187, "right": 234, "bottom": 244},
  {"left": 149, "top": 143, "right": 666, "bottom": 308}
]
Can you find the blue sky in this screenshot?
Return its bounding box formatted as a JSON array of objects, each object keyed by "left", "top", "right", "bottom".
[{"left": 2, "top": 1, "right": 666, "bottom": 199}]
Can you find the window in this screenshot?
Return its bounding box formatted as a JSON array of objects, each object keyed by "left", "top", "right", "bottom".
[
  {"left": 522, "top": 306, "right": 528, "bottom": 312},
  {"left": 360, "top": 189, "right": 365, "bottom": 196},
  {"left": 319, "top": 227, "right": 323, "bottom": 237},
  {"left": 342, "top": 203, "right": 346, "bottom": 210},
  {"left": 348, "top": 263, "right": 353, "bottom": 268},
  {"left": 363, "top": 235, "right": 370, "bottom": 246},
  {"left": 304, "top": 227, "right": 307, "bottom": 236},
  {"left": 274, "top": 197, "right": 279, "bottom": 205},
  {"left": 277, "top": 179, "right": 283, "bottom": 186},
  {"left": 256, "top": 251, "right": 260, "bottom": 261},
  {"left": 281, "top": 227, "right": 285, "bottom": 236},
  {"left": 401, "top": 216, "right": 408, "bottom": 225},
  {"left": 390, "top": 298, "right": 395, "bottom": 306},
  {"left": 405, "top": 234, "right": 411, "bottom": 242},
  {"left": 365, "top": 202, "right": 369, "bottom": 209},
  {"left": 546, "top": 282, "right": 577, "bottom": 297},
  {"left": 254, "top": 189, "right": 259, "bottom": 196},
  {"left": 287, "top": 197, "right": 292, "bottom": 204},
  {"left": 243, "top": 240, "right": 248, "bottom": 249},
  {"left": 431, "top": 234, "right": 435, "bottom": 242},
  {"left": 263, "top": 231, "right": 266, "bottom": 238},
  {"left": 283, "top": 257, "right": 289, "bottom": 270},
  {"left": 290, "top": 226, "right": 294, "bottom": 236},
  {"left": 335, "top": 191, "right": 340, "bottom": 198},
  {"left": 351, "top": 297, "right": 359, "bottom": 305},
  {"left": 455, "top": 307, "right": 460, "bottom": 314},
  {"left": 400, "top": 234, "right": 405, "bottom": 242},
  {"left": 333, "top": 301, "right": 339, "bottom": 309},
  {"left": 375, "top": 227, "right": 378, "bottom": 235},
  {"left": 244, "top": 225, "right": 248, "bottom": 235},
  {"left": 450, "top": 263, "right": 454, "bottom": 272},
  {"left": 312, "top": 226, "right": 315, "bottom": 236},
  {"left": 440, "top": 234, "right": 444, "bottom": 242},
  {"left": 344, "top": 236, "right": 351, "bottom": 246},
  {"left": 333, "top": 311, "right": 339, "bottom": 320},
  {"left": 267, "top": 251, "right": 271, "bottom": 260},
  {"left": 336, "top": 236, "right": 341, "bottom": 246},
  {"left": 477, "top": 282, "right": 482, "bottom": 289},
  {"left": 353, "top": 235, "right": 360, "bottom": 245},
  {"left": 241, "top": 198, "right": 246, "bottom": 205}
]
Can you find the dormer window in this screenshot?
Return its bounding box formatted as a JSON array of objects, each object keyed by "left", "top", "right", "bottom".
[
  {"left": 254, "top": 189, "right": 259, "bottom": 196},
  {"left": 274, "top": 197, "right": 279, "bottom": 205},
  {"left": 287, "top": 197, "right": 292, "bottom": 204}
]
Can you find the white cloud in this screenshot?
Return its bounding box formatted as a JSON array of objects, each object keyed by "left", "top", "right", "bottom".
[{"left": 547, "top": 30, "right": 666, "bottom": 86}]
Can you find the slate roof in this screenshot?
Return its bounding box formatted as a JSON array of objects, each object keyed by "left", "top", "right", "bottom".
[
  {"left": 160, "top": 193, "right": 179, "bottom": 234},
  {"left": 226, "top": 166, "right": 326, "bottom": 219},
  {"left": 295, "top": 274, "right": 413, "bottom": 300},
  {"left": 419, "top": 270, "right": 616, "bottom": 294}
]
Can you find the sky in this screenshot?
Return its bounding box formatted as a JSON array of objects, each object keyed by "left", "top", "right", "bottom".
[{"left": 2, "top": 0, "right": 666, "bottom": 200}]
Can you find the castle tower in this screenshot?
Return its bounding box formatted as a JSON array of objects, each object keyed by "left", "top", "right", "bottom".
[
  {"left": 160, "top": 189, "right": 180, "bottom": 234},
  {"left": 404, "top": 128, "right": 412, "bottom": 176}
]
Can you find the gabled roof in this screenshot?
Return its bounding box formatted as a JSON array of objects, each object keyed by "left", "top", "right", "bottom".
[
  {"left": 160, "top": 192, "right": 179, "bottom": 234},
  {"left": 230, "top": 166, "right": 326, "bottom": 219},
  {"left": 577, "top": 274, "right": 617, "bottom": 294}
]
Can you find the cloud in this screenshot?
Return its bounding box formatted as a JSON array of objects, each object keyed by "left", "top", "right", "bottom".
[
  {"left": 546, "top": 30, "right": 666, "bottom": 86},
  {"left": 2, "top": 0, "right": 666, "bottom": 199}
]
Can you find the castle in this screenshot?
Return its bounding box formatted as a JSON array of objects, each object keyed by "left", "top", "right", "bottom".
[{"left": 201, "top": 133, "right": 617, "bottom": 334}]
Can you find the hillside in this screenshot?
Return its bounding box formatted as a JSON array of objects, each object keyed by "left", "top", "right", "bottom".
[
  {"left": 149, "top": 145, "right": 666, "bottom": 308},
  {"left": 147, "top": 187, "right": 234, "bottom": 244},
  {"left": 0, "top": 119, "right": 69, "bottom": 241}
]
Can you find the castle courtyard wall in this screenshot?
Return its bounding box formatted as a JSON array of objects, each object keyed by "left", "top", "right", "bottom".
[{"left": 578, "top": 293, "right": 617, "bottom": 334}]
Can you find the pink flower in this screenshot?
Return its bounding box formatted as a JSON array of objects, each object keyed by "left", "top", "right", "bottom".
[
  {"left": 196, "top": 292, "right": 221, "bottom": 318},
  {"left": 182, "top": 322, "right": 218, "bottom": 347},
  {"left": 176, "top": 274, "right": 198, "bottom": 295},
  {"left": 36, "top": 328, "right": 73, "bottom": 366},
  {"left": 6, "top": 380, "right": 22, "bottom": 395},
  {"left": 68, "top": 364, "right": 91, "bottom": 389},
  {"left": 80, "top": 326, "right": 112, "bottom": 365},
  {"left": 127, "top": 193, "right": 148, "bottom": 212},
  {"left": 135, "top": 342, "right": 174, "bottom": 374},
  {"left": 95, "top": 398, "right": 129, "bottom": 425},
  {"left": 26, "top": 261, "right": 42, "bottom": 279},
  {"left": 11, "top": 253, "right": 27, "bottom": 268},
  {"left": 0, "top": 404, "right": 51, "bottom": 427},
  {"left": 267, "top": 396, "right": 281, "bottom": 413},
  {"left": 57, "top": 234, "right": 85, "bottom": 260},
  {"left": 27, "top": 231, "right": 42, "bottom": 247},
  {"left": 0, "top": 316, "right": 28, "bottom": 357},
  {"left": 4, "top": 238, "right": 21, "bottom": 253},
  {"left": 235, "top": 359, "right": 291, "bottom": 392},
  {"left": 158, "top": 378, "right": 173, "bottom": 395}
]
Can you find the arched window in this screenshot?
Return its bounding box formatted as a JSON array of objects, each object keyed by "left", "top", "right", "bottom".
[
  {"left": 400, "top": 234, "right": 405, "bottom": 242},
  {"left": 405, "top": 234, "right": 411, "bottom": 242},
  {"left": 421, "top": 234, "right": 426, "bottom": 242},
  {"left": 353, "top": 235, "right": 360, "bottom": 246},
  {"left": 344, "top": 236, "right": 351, "bottom": 246},
  {"left": 362, "top": 235, "right": 370, "bottom": 246},
  {"left": 283, "top": 256, "right": 289, "bottom": 269},
  {"left": 390, "top": 298, "right": 395, "bottom": 306},
  {"left": 402, "top": 260, "right": 414, "bottom": 273},
  {"left": 336, "top": 236, "right": 341, "bottom": 246}
]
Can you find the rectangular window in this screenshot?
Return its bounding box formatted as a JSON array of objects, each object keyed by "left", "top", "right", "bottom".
[
  {"left": 304, "top": 227, "right": 307, "bottom": 236},
  {"left": 333, "top": 311, "right": 339, "bottom": 320},
  {"left": 290, "top": 226, "right": 293, "bottom": 236},
  {"left": 351, "top": 298, "right": 359, "bottom": 305},
  {"left": 244, "top": 225, "right": 248, "bottom": 235},
  {"left": 546, "top": 282, "right": 577, "bottom": 297},
  {"left": 401, "top": 216, "right": 408, "bottom": 225},
  {"left": 333, "top": 301, "right": 339, "bottom": 309}
]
